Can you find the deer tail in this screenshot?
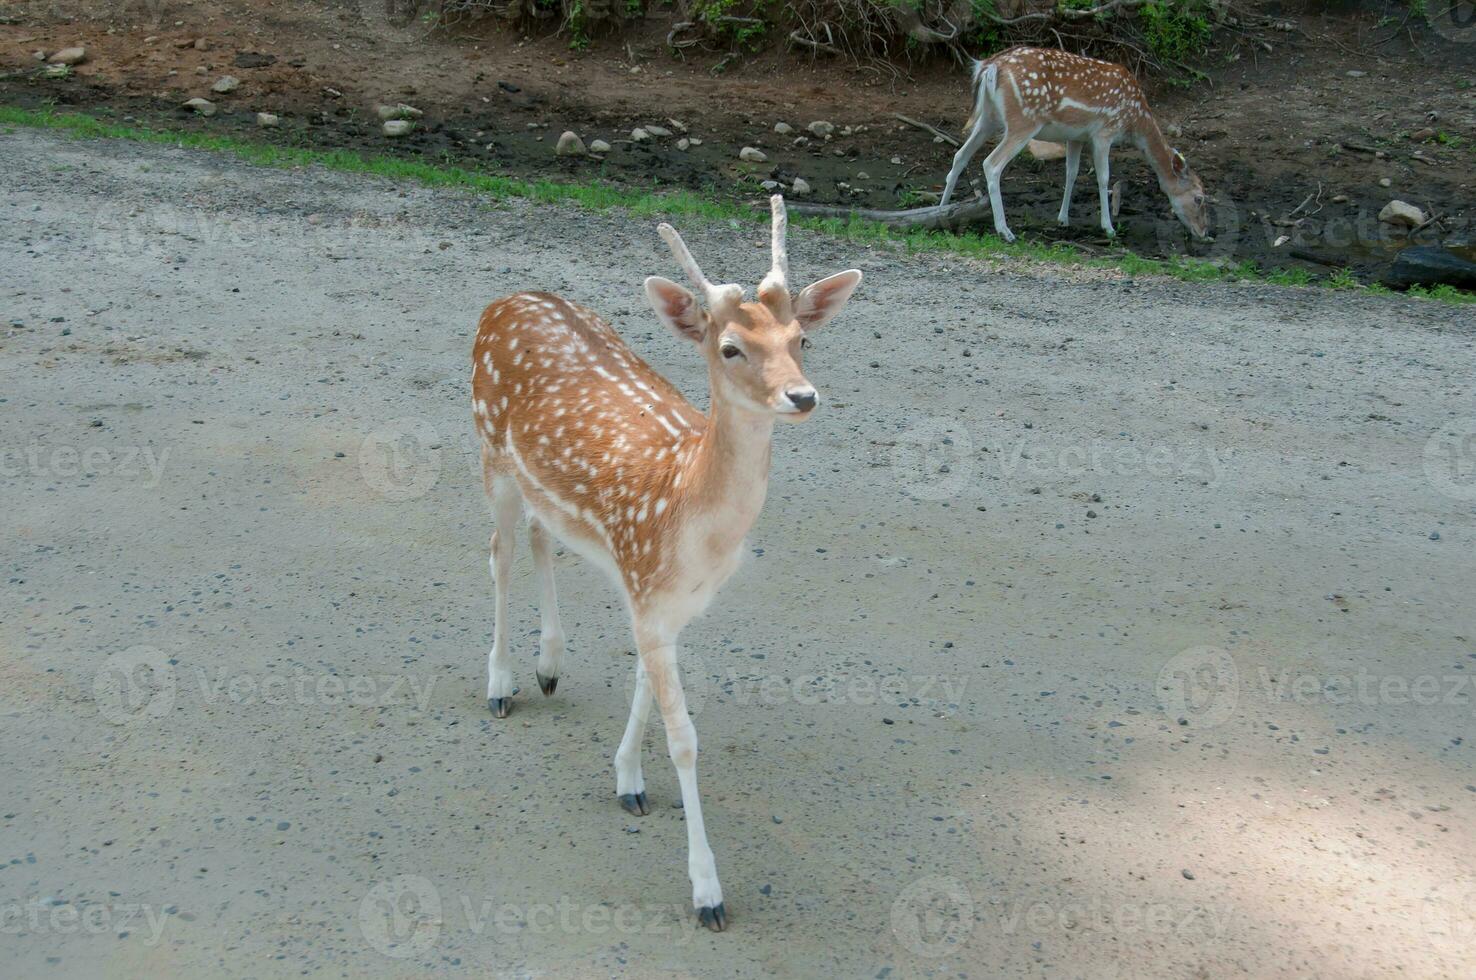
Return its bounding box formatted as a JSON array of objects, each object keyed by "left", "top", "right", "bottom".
[{"left": 963, "top": 59, "right": 997, "bottom": 137}]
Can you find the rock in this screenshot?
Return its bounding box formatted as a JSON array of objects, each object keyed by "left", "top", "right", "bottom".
[
  {"left": 631, "top": 127, "right": 651, "bottom": 142},
  {"left": 675, "top": 138, "right": 689, "bottom": 151},
  {"left": 1410, "top": 127, "right": 1436, "bottom": 142},
  {"left": 807, "top": 120, "right": 834, "bottom": 137},
  {"left": 1378, "top": 200, "right": 1427, "bottom": 227},
  {"left": 855, "top": 171, "right": 870, "bottom": 180},
  {"left": 588, "top": 138, "right": 611, "bottom": 154},
  {"left": 761, "top": 180, "right": 781, "bottom": 191},
  {"left": 774, "top": 122, "right": 793, "bottom": 135},
  {"left": 49, "top": 47, "right": 86, "bottom": 65},
  {"left": 256, "top": 112, "right": 280, "bottom": 128},
  {"left": 790, "top": 177, "right": 811, "bottom": 196},
  {"left": 1383, "top": 246, "right": 1476, "bottom": 290},
  {"left": 891, "top": 155, "right": 903, "bottom": 165},
  {"left": 1028, "top": 139, "right": 1067, "bottom": 161},
  {"left": 211, "top": 75, "right": 239, "bottom": 94},
  {"left": 688, "top": 138, "right": 702, "bottom": 146},
  {"left": 183, "top": 97, "right": 216, "bottom": 116},
  {"left": 1181, "top": 869, "right": 1196, "bottom": 880},
  {"left": 1331, "top": 194, "right": 1349, "bottom": 203},
  {"left": 42, "top": 64, "right": 70, "bottom": 78},
  {"left": 32, "top": 49, "right": 46, "bottom": 62},
  {"left": 739, "top": 146, "right": 768, "bottom": 163},
  {"left": 1378, "top": 177, "right": 1392, "bottom": 188},
  {"left": 376, "top": 103, "right": 422, "bottom": 121},
  {"left": 382, "top": 119, "right": 413, "bottom": 137},
  {"left": 194, "top": 38, "right": 210, "bottom": 50},
  {"left": 645, "top": 124, "right": 671, "bottom": 137},
  {"left": 667, "top": 118, "right": 688, "bottom": 132},
  {"left": 1346, "top": 69, "right": 1366, "bottom": 77},
  {"left": 555, "top": 131, "right": 587, "bottom": 156}
]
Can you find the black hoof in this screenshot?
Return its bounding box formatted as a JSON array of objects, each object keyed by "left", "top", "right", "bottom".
[
  {"left": 488, "top": 696, "right": 513, "bottom": 718},
  {"left": 697, "top": 903, "right": 727, "bottom": 932},
  {"left": 536, "top": 673, "right": 558, "bottom": 697},
  {"left": 617, "top": 791, "right": 650, "bottom": 816}
]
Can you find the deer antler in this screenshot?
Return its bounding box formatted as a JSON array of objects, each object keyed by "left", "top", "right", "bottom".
[
  {"left": 657, "top": 223, "right": 742, "bottom": 311},
  {"left": 757, "top": 195, "right": 791, "bottom": 315}
]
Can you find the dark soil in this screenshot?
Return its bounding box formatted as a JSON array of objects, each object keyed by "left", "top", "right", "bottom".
[{"left": 3, "top": 0, "right": 1473, "bottom": 283}]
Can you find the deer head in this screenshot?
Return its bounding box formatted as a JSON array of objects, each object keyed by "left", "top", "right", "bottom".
[
  {"left": 644, "top": 196, "right": 863, "bottom": 421},
  {"left": 1163, "top": 149, "right": 1210, "bottom": 240}
]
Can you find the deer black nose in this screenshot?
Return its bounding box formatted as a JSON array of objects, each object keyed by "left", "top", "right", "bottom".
[{"left": 786, "top": 387, "right": 817, "bottom": 412}]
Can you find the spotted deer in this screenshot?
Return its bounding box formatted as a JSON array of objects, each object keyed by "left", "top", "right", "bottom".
[
  {"left": 939, "top": 46, "right": 1210, "bottom": 243},
  {"left": 470, "top": 197, "right": 862, "bottom": 930}
]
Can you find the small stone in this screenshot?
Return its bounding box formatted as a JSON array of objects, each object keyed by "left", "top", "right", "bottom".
[
  {"left": 256, "top": 112, "right": 279, "bottom": 128},
  {"left": 1181, "top": 869, "right": 1195, "bottom": 880},
  {"left": 194, "top": 37, "right": 209, "bottom": 51},
  {"left": 48, "top": 47, "right": 87, "bottom": 66},
  {"left": 588, "top": 138, "right": 611, "bottom": 154},
  {"left": 1378, "top": 200, "right": 1427, "bottom": 227},
  {"left": 1410, "top": 127, "right": 1436, "bottom": 142},
  {"left": 687, "top": 137, "right": 702, "bottom": 146},
  {"left": 761, "top": 180, "right": 780, "bottom": 191},
  {"left": 32, "top": 49, "right": 47, "bottom": 62},
  {"left": 855, "top": 171, "right": 870, "bottom": 180},
  {"left": 183, "top": 97, "right": 216, "bottom": 116},
  {"left": 555, "top": 131, "right": 587, "bottom": 156},
  {"left": 790, "top": 177, "right": 811, "bottom": 196},
  {"left": 1331, "top": 194, "right": 1349, "bottom": 203},
  {"left": 1346, "top": 69, "right": 1366, "bottom": 77},
  {"left": 645, "top": 124, "right": 671, "bottom": 137},
  {"left": 675, "top": 137, "right": 689, "bottom": 151},
  {"left": 807, "top": 120, "right": 834, "bottom": 137},
  {"left": 773, "top": 122, "right": 793, "bottom": 135},
  {"left": 382, "top": 119, "right": 413, "bottom": 137},
  {"left": 1378, "top": 177, "right": 1393, "bottom": 188},
  {"left": 739, "top": 146, "right": 767, "bottom": 163},
  {"left": 891, "top": 155, "right": 902, "bottom": 165},
  {"left": 631, "top": 127, "right": 651, "bottom": 142},
  {"left": 42, "top": 64, "right": 70, "bottom": 78},
  {"left": 211, "top": 75, "right": 239, "bottom": 94},
  {"left": 1430, "top": 531, "right": 1441, "bottom": 541},
  {"left": 376, "top": 103, "right": 422, "bottom": 121}
]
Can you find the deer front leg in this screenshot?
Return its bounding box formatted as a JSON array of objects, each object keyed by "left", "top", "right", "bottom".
[
  {"left": 641, "top": 638, "right": 725, "bottom": 930},
  {"left": 527, "top": 518, "right": 564, "bottom": 697},
  {"left": 614, "top": 659, "right": 652, "bottom": 816},
  {"left": 1058, "top": 141, "right": 1083, "bottom": 226},
  {"left": 486, "top": 477, "right": 522, "bottom": 718},
  {"left": 1092, "top": 139, "right": 1115, "bottom": 237}
]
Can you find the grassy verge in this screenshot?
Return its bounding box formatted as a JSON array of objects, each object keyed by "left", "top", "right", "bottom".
[{"left": 2, "top": 104, "right": 1471, "bottom": 306}]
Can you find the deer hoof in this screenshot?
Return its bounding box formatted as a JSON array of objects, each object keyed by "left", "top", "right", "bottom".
[
  {"left": 697, "top": 903, "right": 728, "bottom": 932},
  {"left": 536, "top": 672, "right": 558, "bottom": 697},
  {"left": 487, "top": 696, "right": 514, "bottom": 718},
  {"left": 617, "top": 791, "right": 650, "bottom": 816}
]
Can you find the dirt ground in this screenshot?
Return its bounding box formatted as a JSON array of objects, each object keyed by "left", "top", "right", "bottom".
[
  {"left": 2, "top": 0, "right": 1474, "bottom": 282},
  {"left": 3, "top": 126, "right": 1475, "bottom": 978}
]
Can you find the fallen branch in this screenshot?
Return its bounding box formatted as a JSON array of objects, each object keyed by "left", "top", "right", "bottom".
[
  {"left": 784, "top": 197, "right": 997, "bottom": 231},
  {"left": 893, "top": 113, "right": 960, "bottom": 148},
  {"left": 789, "top": 24, "right": 841, "bottom": 55}
]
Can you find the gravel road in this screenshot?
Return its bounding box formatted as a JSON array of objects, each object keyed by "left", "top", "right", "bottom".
[{"left": 3, "top": 127, "right": 1474, "bottom": 979}]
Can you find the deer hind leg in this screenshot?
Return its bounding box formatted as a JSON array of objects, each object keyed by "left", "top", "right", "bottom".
[
  {"left": 527, "top": 518, "right": 564, "bottom": 697},
  {"left": 614, "top": 658, "right": 653, "bottom": 816},
  {"left": 981, "top": 126, "right": 1039, "bottom": 243},
  {"left": 1058, "top": 141, "right": 1084, "bottom": 227},
  {"left": 1092, "top": 138, "right": 1116, "bottom": 237},
  {"left": 486, "top": 475, "right": 522, "bottom": 718},
  {"left": 939, "top": 119, "right": 994, "bottom": 208},
  {"left": 639, "top": 632, "right": 725, "bottom": 930}
]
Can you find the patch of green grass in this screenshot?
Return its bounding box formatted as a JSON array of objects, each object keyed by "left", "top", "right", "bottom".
[
  {"left": 1327, "top": 267, "right": 1359, "bottom": 290},
  {"left": 1, "top": 103, "right": 1471, "bottom": 306}
]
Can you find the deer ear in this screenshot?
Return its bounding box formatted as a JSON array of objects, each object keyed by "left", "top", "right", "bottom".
[
  {"left": 1171, "top": 149, "right": 1189, "bottom": 177},
  {"left": 793, "top": 269, "right": 862, "bottom": 333},
  {"left": 644, "top": 276, "right": 705, "bottom": 343}
]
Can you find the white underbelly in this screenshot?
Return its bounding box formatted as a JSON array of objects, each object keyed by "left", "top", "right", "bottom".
[{"left": 1034, "top": 123, "right": 1113, "bottom": 144}]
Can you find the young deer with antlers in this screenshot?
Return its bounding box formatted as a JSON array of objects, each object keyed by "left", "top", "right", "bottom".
[
  {"left": 470, "top": 197, "right": 861, "bottom": 930},
  {"left": 939, "top": 46, "right": 1210, "bottom": 243}
]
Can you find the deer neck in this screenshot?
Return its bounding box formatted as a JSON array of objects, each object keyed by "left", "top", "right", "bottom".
[
  {"left": 1131, "top": 116, "right": 1178, "bottom": 190},
  {"left": 683, "top": 372, "right": 775, "bottom": 534}
]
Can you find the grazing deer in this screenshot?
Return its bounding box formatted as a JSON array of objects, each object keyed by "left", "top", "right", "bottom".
[
  {"left": 470, "top": 197, "right": 862, "bottom": 930},
  {"left": 938, "top": 46, "right": 1210, "bottom": 243}
]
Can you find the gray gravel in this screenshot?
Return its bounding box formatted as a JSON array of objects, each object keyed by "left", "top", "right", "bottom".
[{"left": 2, "top": 127, "right": 1474, "bottom": 978}]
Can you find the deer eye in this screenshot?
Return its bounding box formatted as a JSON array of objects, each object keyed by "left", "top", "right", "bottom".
[{"left": 720, "top": 343, "right": 744, "bottom": 360}]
